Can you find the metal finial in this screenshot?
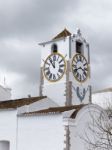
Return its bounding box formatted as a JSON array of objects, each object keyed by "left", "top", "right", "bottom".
[
  {"left": 76, "top": 28, "right": 82, "bottom": 36},
  {"left": 4, "top": 76, "right": 6, "bottom": 86}
]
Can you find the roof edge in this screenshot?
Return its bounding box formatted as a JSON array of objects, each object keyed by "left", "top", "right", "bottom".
[{"left": 20, "top": 104, "right": 85, "bottom": 116}]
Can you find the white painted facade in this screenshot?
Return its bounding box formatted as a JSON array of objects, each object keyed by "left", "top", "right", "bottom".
[
  {"left": 0, "top": 103, "right": 108, "bottom": 150},
  {"left": 0, "top": 109, "right": 17, "bottom": 150},
  {"left": 17, "top": 114, "right": 65, "bottom": 150},
  {"left": 0, "top": 85, "right": 11, "bottom": 101},
  {"left": 17, "top": 104, "right": 108, "bottom": 150},
  {"left": 70, "top": 32, "right": 91, "bottom": 105},
  {"left": 92, "top": 88, "right": 112, "bottom": 108},
  {"left": 41, "top": 38, "right": 69, "bottom": 106},
  {"left": 69, "top": 104, "right": 108, "bottom": 150}
]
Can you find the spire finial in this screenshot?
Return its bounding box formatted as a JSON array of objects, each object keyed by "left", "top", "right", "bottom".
[{"left": 4, "top": 76, "right": 6, "bottom": 86}]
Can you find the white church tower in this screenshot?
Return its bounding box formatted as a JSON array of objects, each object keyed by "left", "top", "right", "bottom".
[{"left": 39, "top": 28, "right": 91, "bottom": 106}]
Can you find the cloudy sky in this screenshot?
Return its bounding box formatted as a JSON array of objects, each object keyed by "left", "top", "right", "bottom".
[{"left": 0, "top": 0, "right": 112, "bottom": 99}]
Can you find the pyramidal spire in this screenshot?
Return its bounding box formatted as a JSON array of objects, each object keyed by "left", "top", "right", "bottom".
[{"left": 52, "top": 28, "right": 71, "bottom": 40}]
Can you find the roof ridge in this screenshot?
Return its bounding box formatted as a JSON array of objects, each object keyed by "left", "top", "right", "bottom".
[
  {"left": 0, "top": 96, "right": 47, "bottom": 109},
  {"left": 93, "top": 87, "right": 112, "bottom": 94}
]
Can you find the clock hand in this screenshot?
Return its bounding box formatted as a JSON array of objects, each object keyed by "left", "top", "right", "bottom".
[
  {"left": 77, "top": 67, "right": 86, "bottom": 72},
  {"left": 77, "top": 67, "right": 82, "bottom": 70},
  {"left": 49, "top": 58, "right": 55, "bottom": 68},
  {"left": 53, "top": 61, "right": 55, "bottom": 68},
  {"left": 50, "top": 61, "right": 55, "bottom": 68},
  {"left": 78, "top": 67, "right": 87, "bottom": 77}
]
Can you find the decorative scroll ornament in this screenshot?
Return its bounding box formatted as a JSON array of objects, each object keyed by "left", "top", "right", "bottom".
[
  {"left": 76, "top": 28, "right": 82, "bottom": 37},
  {"left": 72, "top": 86, "right": 88, "bottom": 102}
]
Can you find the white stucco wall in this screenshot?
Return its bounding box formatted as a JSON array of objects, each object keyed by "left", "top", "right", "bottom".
[
  {"left": 41, "top": 37, "right": 70, "bottom": 68},
  {"left": 41, "top": 38, "right": 69, "bottom": 106},
  {"left": 0, "top": 86, "right": 11, "bottom": 101},
  {"left": 92, "top": 92, "right": 112, "bottom": 108},
  {"left": 70, "top": 35, "right": 91, "bottom": 105},
  {"left": 0, "top": 104, "right": 108, "bottom": 150},
  {"left": 17, "top": 114, "right": 65, "bottom": 150},
  {"left": 69, "top": 104, "right": 108, "bottom": 150},
  {"left": 43, "top": 82, "right": 66, "bottom": 106},
  {"left": 0, "top": 109, "right": 17, "bottom": 150}
]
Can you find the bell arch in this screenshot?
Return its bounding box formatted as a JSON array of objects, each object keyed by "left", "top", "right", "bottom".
[{"left": 0, "top": 140, "right": 10, "bottom": 150}]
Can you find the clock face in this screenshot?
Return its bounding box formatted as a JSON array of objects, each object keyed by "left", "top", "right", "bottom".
[
  {"left": 43, "top": 53, "right": 66, "bottom": 82},
  {"left": 72, "top": 54, "right": 89, "bottom": 82}
]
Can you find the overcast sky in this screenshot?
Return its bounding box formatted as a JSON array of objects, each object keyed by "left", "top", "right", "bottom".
[{"left": 0, "top": 0, "right": 112, "bottom": 99}]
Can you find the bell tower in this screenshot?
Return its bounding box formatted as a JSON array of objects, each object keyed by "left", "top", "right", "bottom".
[{"left": 39, "top": 28, "right": 91, "bottom": 106}]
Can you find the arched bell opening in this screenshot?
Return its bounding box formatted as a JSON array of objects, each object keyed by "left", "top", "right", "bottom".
[{"left": 0, "top": 140, "right": 10, "bottom": 150}]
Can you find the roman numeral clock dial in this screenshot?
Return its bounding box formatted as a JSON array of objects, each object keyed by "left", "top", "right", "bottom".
[
  {"left": 43, "top": 53, "right": 66, "bottom": 82},
  {"left": 72, "top": 54, "right": 89, "bottom": 82}
]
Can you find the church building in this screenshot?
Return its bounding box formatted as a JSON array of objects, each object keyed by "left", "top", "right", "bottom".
[{"left": 0, "top": 28, "right": 108, "bottom": 150}]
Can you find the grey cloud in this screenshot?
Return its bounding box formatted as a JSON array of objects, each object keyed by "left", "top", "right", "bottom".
[
  {"left": 0, "top": 39, "right": 40, "bottom": 82},
  {"left": 0, "top": 0, "right": 80, "bottom": 40}
]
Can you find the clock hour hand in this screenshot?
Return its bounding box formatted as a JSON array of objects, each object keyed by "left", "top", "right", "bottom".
[
  {"left": 79, "top": 67, "right": 87, "bottom": 72},
  {"left": 77, "top": 67, "right": 86, "bottom": 71},
  {"left": 49, "top": 58, "right": 55, "bottom": 68},
  {"left": 77, "top": 67, "right": 82, "bottom": 70},
  {"left": 50, "top": 61, "right": 55, "bottom": 68},
  {"left": 77, "top": 67, "right": 87, "bottom": 76}
]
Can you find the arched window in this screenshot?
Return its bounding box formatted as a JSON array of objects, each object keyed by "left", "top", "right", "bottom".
[
  {"left": 76, "top": 41, "right": 83, "bottom": 54},
  {"left": 51, "top": 43, "right": 58, "bottom": 53}
]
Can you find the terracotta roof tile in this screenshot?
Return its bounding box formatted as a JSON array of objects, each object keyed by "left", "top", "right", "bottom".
[
  {"left": 53, "top": 28, "right": 71, "bottom": 40},
  {"left": 93, "top": 87, "right": 112, "bottom": 94},
  {"left": 0, "top": 96, "right": 47, "bottom": 109},
  {"left": 23, "top": 104, "right": 85, "bottom": 118}
]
